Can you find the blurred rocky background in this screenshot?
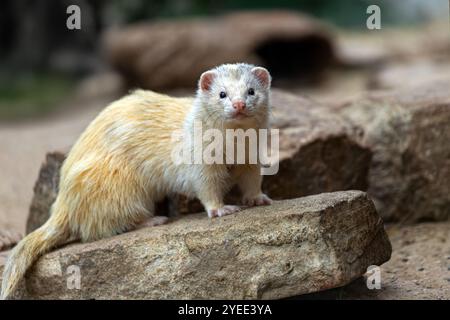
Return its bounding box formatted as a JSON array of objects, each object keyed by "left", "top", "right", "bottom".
[{"left": 0, "top": 0, "right": 449, "bottom": 299}]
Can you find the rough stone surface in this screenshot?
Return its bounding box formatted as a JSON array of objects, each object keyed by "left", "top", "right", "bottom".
[
  {"left": 0, "top": 230, "right": 22, "bottom": 252},
  {"left": 25, "top": 90, "right": 371, "bottom": 231},
  {"left": 104, "top": 11, "right": 335, "bottom": 90},
  {"left": 298, "top": 221, "right": 450, "bottom": 300},
  {"left": 337, "top": 80, "right": 450, "bottom": 222},
  {"left": 3, "top": 221, "right": 448, "bottom": 300},
  {"left": 26, "top": 152, "right": 65, "bottom": 234},
  {"left": 1, "top": 191, "right": 391, "bottom": 299},
  {"left": 369, "top": 60, "right": 450, "bottom": 90},
  {"left": 264, "top": 89, "right": 370, "bottom": 199}
]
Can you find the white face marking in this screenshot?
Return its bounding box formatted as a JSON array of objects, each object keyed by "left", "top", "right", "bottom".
[{"left": 198, "top": 63, "right": 271, "bottom": 125}]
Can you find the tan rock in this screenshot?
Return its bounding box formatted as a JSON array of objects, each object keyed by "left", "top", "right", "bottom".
[
  {"left": 338, "top": 80, "right": 450, "bottom": 222},
  {"left": 0, "top": 231, "right": 21, "bottom": 252},
  {"left": 26, "top": 152, "right": 65, "bottom": 234},
  {"left": 0, "top": 251, "right": 8, "bottom": 275},
  {"left": 264, "top": 89, "right": 370, "bottom": 199},
  {"left": 300, "top": 221, "right": 450, "bottom": 300},
  {"left": 4, "top": 191, "right": 391, "bottom": 299}
]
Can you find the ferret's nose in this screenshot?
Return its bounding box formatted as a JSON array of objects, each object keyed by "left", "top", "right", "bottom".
[{"left": 232, "top": 100, "right": 246, "bottom": 111}]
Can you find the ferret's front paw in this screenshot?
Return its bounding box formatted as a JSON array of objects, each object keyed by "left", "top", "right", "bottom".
[
  {"left": 242, "top": 193, "right": 273, "bottom": 207},
  {"left": 207, "top": 205, "right": 241, "bottom": 218}
]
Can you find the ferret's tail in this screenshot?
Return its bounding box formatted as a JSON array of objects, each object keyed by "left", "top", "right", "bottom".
[{"left": 1, "top": 213, "right": 70, "bottom": 299}]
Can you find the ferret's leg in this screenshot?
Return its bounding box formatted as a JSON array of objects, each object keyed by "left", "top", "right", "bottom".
[
  {"left": 195, "top": 165, "right": 240, "bottom": 218},
  {"left": 237, "top": 165, "right": 272, "bottom": 206}
]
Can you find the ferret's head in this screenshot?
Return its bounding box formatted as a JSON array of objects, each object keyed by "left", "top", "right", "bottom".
[{"left": 196, "top": 63, "right": 271, "bottom": 125}]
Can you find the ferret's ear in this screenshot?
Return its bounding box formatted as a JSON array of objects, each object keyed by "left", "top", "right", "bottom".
[
  {"left": 199, "top": 71, "right": 216, "bottom": 92},
  {"left": 251, "top": 67, "right": 271, "bottom": 89}
]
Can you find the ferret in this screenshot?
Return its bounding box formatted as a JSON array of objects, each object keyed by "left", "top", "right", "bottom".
[{"left": 1, "top": 63, "right": 273, "bottom": 299}]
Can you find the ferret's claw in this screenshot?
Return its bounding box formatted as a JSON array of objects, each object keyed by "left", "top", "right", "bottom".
[
  {"left": 207, "top": 208, "right": 219, "bottom": 218},
  {"left": 137, "top": 216, "right": 169, "bottom": 229},
  {"left": 208, "top": 205, "right": 241, "bottom": 218},
  {"left": 217, "top": 205, "right": 241, "bottom": 217},
  {"left": 242, "top": 193, "right": 273, "bottom": 207}
]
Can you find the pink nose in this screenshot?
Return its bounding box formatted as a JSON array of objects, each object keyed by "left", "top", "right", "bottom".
[{"left": 232, "top": 101, "right": 246, "bottom": 111}]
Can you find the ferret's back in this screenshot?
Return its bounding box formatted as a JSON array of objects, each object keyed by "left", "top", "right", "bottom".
[
  {"left": 109, "top": 89, "right": 194, "bottom": 124},
  {"left": 62, "top": 90, "right": 194, "bottom": 177},
  {"left": 79, "top": 89, "right": 194, "bottom": 142}
]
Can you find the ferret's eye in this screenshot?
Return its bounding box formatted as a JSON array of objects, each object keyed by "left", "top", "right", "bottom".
[
  {"left": 248, "top": 88, "right": 255, "bottom": 96},
  {"left": 219, "top": 91, "right": 227, "bottom": 99}
]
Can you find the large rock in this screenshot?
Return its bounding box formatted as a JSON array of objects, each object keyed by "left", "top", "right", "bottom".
[
  {"left": 26, "top": 152, "right": 65, "bottom": 234},
  {"left": 264, "top": 90, "right": 370, "bottom": 199},
  {"left": 0, "top": 230, "right": 21, "bottom": 252},
  {"left": 297, "top": 220, "right": 450, "bottom": 300},
  {"left": 104, "top": 11, "right": 335, "bottom": 90},
  {"left": 26, "top": 90, "right": 371, "bottom": 232},
  {"left": 3, "top": 191, "right": 391, "bottom": 299},
  {"left": 337, "top": 80, "right": 450, "bottom": 222}
]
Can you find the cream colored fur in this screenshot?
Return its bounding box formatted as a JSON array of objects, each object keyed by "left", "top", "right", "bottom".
[{"left": 1, "top": 63, "right": 272, "bottom": 299}]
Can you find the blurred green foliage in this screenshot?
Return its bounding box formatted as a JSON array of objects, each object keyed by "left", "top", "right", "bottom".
[
  {"left": 0, "top": 73, "right": 74, "bottom": 120},
  {"left": 106, "top": 0, "right": 416, "bottom": 28}
]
